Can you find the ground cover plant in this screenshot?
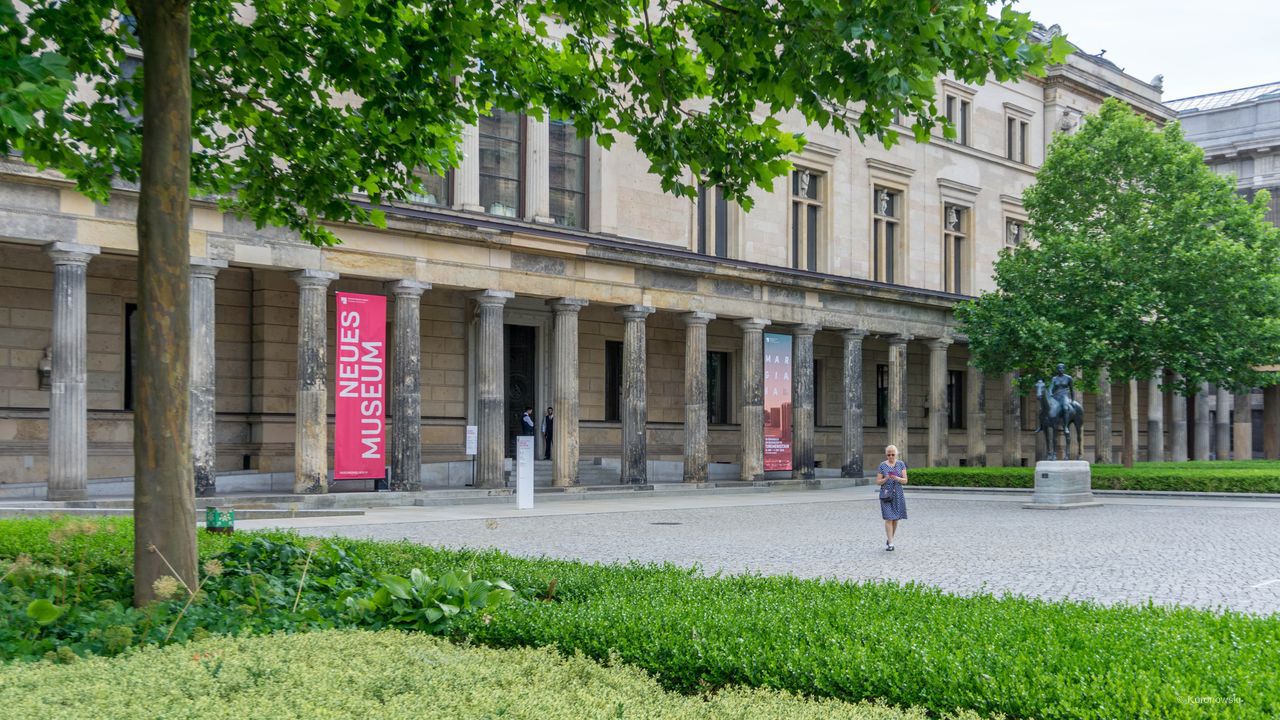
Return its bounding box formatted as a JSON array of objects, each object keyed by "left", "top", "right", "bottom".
[
  {"left": 2, "top": 516, "right": 1277, "bottom": 720},
  {"left": 0, "top": 629, "right": 983, "bottom": 720},
  {"left": 910, "top": 461, "right": 1280, "bottom": 493}
]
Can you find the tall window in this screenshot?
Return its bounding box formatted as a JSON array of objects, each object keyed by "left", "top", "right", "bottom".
[
  {"left": 409, "top": 168, "right": 451, "bottom": 207},
  {"left": 479, "top": 109, "right": 523, "bottom": 217},
  {"left": 876, "top": 364, "right": 888, "bottom": 427},
  {"left": 945, "top": 94, "right": 971, "bottom": 145},
  {"left": 707, "top": 351, "right": 731, "bottom": 424},
  {"left": 605, "top": 340, "right": 623, "bottom": 422},
  {"left": 1005, "top": 218, "right": 1024, "bottom": 248},
  {"left": 791, "top": 169, "right": 823, "bottom": 271},
  {"left": 697, "top": 184, "right": 729, "bottom": 257},
  {"left": 947, "top": 370, "right": 965, "bottom": 429},
  {"left": 943, "top": 204, "right": 968, "bottom": 294},
  {"left": 124, "top": 302, "right": 139, "bottom": 411},
  {"left": 549, "top": 119, "right": 587, "bottom": 227},
  {"left": 873, "top": 187, "right": 900, "bottom": 283},
  {"left": 1006, "top": 116, "right": 1029, "bottom": 163},
  {"left": 813, "top": 359, "right": 825, "bottom": 425}
]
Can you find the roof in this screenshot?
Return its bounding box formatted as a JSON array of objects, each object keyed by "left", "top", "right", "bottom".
[{"left": 1167, "top": 81, "right": 1280, "bottom": 113}]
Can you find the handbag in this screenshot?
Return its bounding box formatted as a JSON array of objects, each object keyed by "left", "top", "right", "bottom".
[{"left": 879, "top": 481, "right": 894, "bottom": 502}]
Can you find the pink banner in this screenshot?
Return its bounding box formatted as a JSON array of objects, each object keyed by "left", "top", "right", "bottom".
[
  {"left": 763, "top": 332, "right": 793, "bottom": 471},
  {"left": 334, "top": 292, "right": 387, "bottom": 479}
]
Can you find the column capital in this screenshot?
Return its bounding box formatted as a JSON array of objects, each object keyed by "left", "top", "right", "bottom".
[
  {"left": 548, "top": 297, "right": 589, "bottom": 314},
  {"left": 190, "top": 257, "right": 228, "bottom": 279},
  {"left": 927, "top": 337, "right": 954, "bottom": 352},
  {"left": 386, "top": 279, "right": 431, "bottom": 298},
  {"left": 841, "top": 328, "right": 869, "bottom": 341},
  {"left": 735, "top": 317, "right": 770, "bottom": 332},
  {"left": 291, "top": 269, "right": 338, "bottom": 289},
  {"left": 617, "top": 304, "right": 655, "bottom": 321},
  {"left": 887, "top": 333, "right": 913, "bottom": 347},
  {"left": 681, "top": 311, "right": 716, "bottom": 327},
  {"left": 792, "top": 323, "right": 820, "bottom": 338},
  {"left": 45, "top": 241, "right": 100, "bottom": 266},
  {"left": 472, "top": 289, "right": 514, "bottom": 307}
]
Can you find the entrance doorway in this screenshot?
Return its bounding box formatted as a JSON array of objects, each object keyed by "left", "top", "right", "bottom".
[{"left": 505, "top": 324, "right": 537, "bottom": 457}]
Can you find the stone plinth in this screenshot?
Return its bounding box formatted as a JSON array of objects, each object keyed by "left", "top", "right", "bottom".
[{"left": 1023, "top": 460, "right": 1102, "bottom": 510}]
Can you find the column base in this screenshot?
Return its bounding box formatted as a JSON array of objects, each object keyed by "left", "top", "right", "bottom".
[{"left": 46, "top": 487, "right": 88, "bottom": 502}]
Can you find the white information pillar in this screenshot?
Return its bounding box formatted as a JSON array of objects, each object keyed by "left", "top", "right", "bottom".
[{"left": 516, "top": 435, "right": 535, "bottom": 510}]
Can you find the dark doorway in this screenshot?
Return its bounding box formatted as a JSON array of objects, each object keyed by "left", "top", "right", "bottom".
[{"left": 504, "top": 324, "right": 537, "bottom": 457}]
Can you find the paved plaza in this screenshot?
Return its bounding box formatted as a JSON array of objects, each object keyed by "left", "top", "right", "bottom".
[{"left": 240, "top": 488, "right": 1280, "bottom": 616}]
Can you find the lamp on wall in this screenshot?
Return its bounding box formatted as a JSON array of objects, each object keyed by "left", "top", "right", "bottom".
[{"left": 37, "top": 347, "right": 52, "bottom": 390}]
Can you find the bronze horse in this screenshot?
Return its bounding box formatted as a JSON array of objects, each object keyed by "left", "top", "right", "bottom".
[{"left": 1035, "top": 378, "right": 1084, "bottom": 460}]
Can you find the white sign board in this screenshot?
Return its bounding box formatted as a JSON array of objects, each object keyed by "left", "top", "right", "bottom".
[
  {"left": 464, "top": 425, "right": 478, "bottom": 456},
  {"left": 516, "top": 435, "right": 535, "bottom": 510}
]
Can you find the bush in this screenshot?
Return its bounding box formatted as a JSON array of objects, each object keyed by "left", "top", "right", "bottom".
[
  {"left": 910, "top": 461, "right": 1280, "bottom": 493},
  {"left": 0, "top": 630, "right": 976, "bottom": 720}
]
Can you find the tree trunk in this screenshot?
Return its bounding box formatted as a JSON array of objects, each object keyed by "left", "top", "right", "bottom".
[{"left": 132, "top": 0, "right": 196, "bottom": 606}]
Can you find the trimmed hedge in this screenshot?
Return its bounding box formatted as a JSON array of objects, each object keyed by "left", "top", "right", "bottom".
[
  {"left": 3, "top": 517, "right": 1279, "bottom": 720},
  {"left": 910, "top": 461, "right": 1280, "bottom": 493},
  {"left": 0, "top": 630, "right": 966, "bottom": 720}
]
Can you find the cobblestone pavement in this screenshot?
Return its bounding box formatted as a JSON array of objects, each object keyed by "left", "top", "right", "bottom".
[{"left": 254, "top": 489, "right": 1280, "bottom": 616}]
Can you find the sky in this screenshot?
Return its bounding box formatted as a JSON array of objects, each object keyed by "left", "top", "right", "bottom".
[{"left": 1011, "top": 0, "right": 1278, "bottom": 101}]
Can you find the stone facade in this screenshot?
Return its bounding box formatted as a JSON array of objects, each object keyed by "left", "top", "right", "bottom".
[{"left": 4, "top": 40, "right": 1264, "bottom": 494}]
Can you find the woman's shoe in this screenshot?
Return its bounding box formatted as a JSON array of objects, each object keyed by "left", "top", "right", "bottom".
[{"left": 887, "top": 544, "right": 895, "bottom": 551}]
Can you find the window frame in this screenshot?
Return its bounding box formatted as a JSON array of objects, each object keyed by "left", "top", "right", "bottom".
[
  {"left": 548, "top": 118, "right": 588, "bottom": 228},
  {"left": 872, "top": 186, "right": 903, "bottom": 284},
  {"left": 945, "top": 94, "right": 971, "bottom": 146},
  {"left": 789, "top": 167, "right": 826, "bottom": 272},
  {"left": 478, "top": 109, "right": 526, "bottom": 218},
  {"left": 408, "top": 167, "right": 453, "bottom": 207},
  {"left": 696, "top": 184, "right": 730, "bottom": 258},
  {"left": 942, "top": 203, "right": 970, "bottom": 294}
]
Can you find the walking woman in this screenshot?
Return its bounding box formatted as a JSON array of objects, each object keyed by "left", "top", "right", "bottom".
[{"left": 876, "top": 445, "right": 908, "bottom": 551}]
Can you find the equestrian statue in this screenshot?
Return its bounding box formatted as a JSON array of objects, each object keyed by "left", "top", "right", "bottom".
[{"left": 1035, "top": 363, "right": 1084, "bottom": 461}]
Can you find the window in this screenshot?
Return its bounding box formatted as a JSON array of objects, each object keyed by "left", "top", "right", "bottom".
[
  {"left": 549, "top": 119, "right": 587, "bottom": 227},
  {"left": 409, "top": 168, "right": 451, "bottom": 207},
  {"left": 945, "top": 94, "right": 971, "bottom": 145},
  {"left": 872, "top": 187, "right": 901, "bottom": 283},
  {"left": 707, "top": 351, "right": 731, "bottom": 424},
  {"left": 1005, "top": 218, "right": 1024, "bottom": 248},
  {"left": 124, "top": 302, "right": 138, "bottom": 411},
  {"left": 947, "top": 370, "right": 965, "bottom": 429},
  {"left": 696, "top": 184, "right": 729, "bottom": 257},
  {"left": 790, "top": 169, "right": 823, "bottom": 271},
  {"left": 479, "top": 109, "right": 523, "bottom": 217},
  {"left": 943, "top": 204, "right": 969, "bottom": 294},
  {"left": 605, "top": 341, "right": 622, "bottom": 422},
  {"left": 1006, "top": 116, "right": 1029, "bottom": 163},
  {"left": 813, "top": 359, "right": 825, "bottom": 425},
  {"left": 876, "top": 364, "right": 888, "bottom": 427}
]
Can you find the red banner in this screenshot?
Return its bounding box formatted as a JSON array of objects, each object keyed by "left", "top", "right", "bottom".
[
  {"left": 334, "top": 292, "right": 387, "bottom": 479},
  {"left": 763, "top": 332, "right": 793, "bottom": 471}
]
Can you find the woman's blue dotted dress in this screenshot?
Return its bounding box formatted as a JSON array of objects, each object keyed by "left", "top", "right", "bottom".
[{"left": 878, "top": 460, "right": 907, "bottom": 520}]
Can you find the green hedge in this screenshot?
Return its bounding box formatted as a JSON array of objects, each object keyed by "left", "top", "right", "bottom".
[
  {"left": 0, "top": 630, "right": 967, "bottom": 720},
  {"left": 3, "top": 517, "right": 1278, "bottom": 720},
  {"left": 910, "top": 461, "right": 1280, "bottom": 493}
]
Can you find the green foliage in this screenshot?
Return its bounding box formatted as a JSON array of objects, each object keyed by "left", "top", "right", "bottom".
[
  {"left": 343, "top": 569, "right": 514, "bottom": 633},
  {"left": 911, "top": 462, "right": 1280, "bottom": 493},
  {"left": 1, "top": 0, "right": 1068, "bottom": 244},
  {"left": 0, "top": 630, "right": 974, "bottom": 720},
  {"left": 958, "top": 99, "right": 1280, "bottom": 395}
]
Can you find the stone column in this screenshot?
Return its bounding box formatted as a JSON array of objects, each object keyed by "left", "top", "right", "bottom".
[
  {"left": 1146, "top": 373, "right": 1164, "bottom": 462},
  {"left": 457, "top": 123, "right": 483, "bottom": 212},
  {"left": 292, "top": 270, "right": 338, "bottom": 494},
  {"left": 1168, "top": 374, "right": 1188, "bottom": 462},
  {"left": 1233, "top": 390, "right": 1253, "bottom": 460},
  {"left": 965, "top": 365, "right": 987, "bottom": 467},
  {"left": 1095, "top": 367, "right": 1113, "bottom": 464},
  {"left": 387, "top": 280, "right": 430, "bottom": 491},
  {"left": 1002, "top": 372, "right": 1021, "bottom": 467},
  {"left": 550, "top": 298, "right": 588, "bottom": 486},
  {"left": 473, "top": 290, "right": 512, "bottom": 488},
  {"left": 1215, "top": 385, "right": 1231, "bottom": 460},
  {"left": 525, "top": 116, "right": 553, "bottom": 223},
  {"left": 840, "top": 330, "right": 867, "bottom": 478},
  {"left": 737, "top": 318, "right": 769, "bottom": 481},
  {"left": 618, "top": 305, "right": 654, "bottom": 484},
  {"left": 1265, "top": 386, "right": 1280, "bottom": 460},
  {"left": 791, "top": 324, "right": 818, "bottom": 480},
  {"left": 190, "top": 258, "right": 226, "bottom": 498},
  {"left": 45, "top": 242, "right": 99, "bottom": 502},
  {"left": 1193, "top": 382, "right": 1212, "bottom": 461},
  {"left": 927, "top": 338, "right": 952, "bottom": 467},
  {"left": 1123, "top": 379, "right": 1139, "bottom": 467},
  {"left": 681, "top": 312, "right": 714, "bottom": 483},
  {"left": 887, "top": 335, "right": 911, "bottom": 460}
]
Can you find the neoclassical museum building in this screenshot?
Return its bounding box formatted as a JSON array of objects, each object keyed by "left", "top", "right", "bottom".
[{"left": 0, "top": 32, "right": 1261, "bottom": 500}]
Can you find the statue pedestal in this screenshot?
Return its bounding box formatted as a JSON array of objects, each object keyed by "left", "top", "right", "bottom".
[{"left": 1023, "top": 460, "right": 1102, "bottom": 510}]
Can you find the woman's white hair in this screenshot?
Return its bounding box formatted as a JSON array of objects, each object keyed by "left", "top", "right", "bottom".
[{"left": 885, "top": 445, "right": 899, "bottom": 456}]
